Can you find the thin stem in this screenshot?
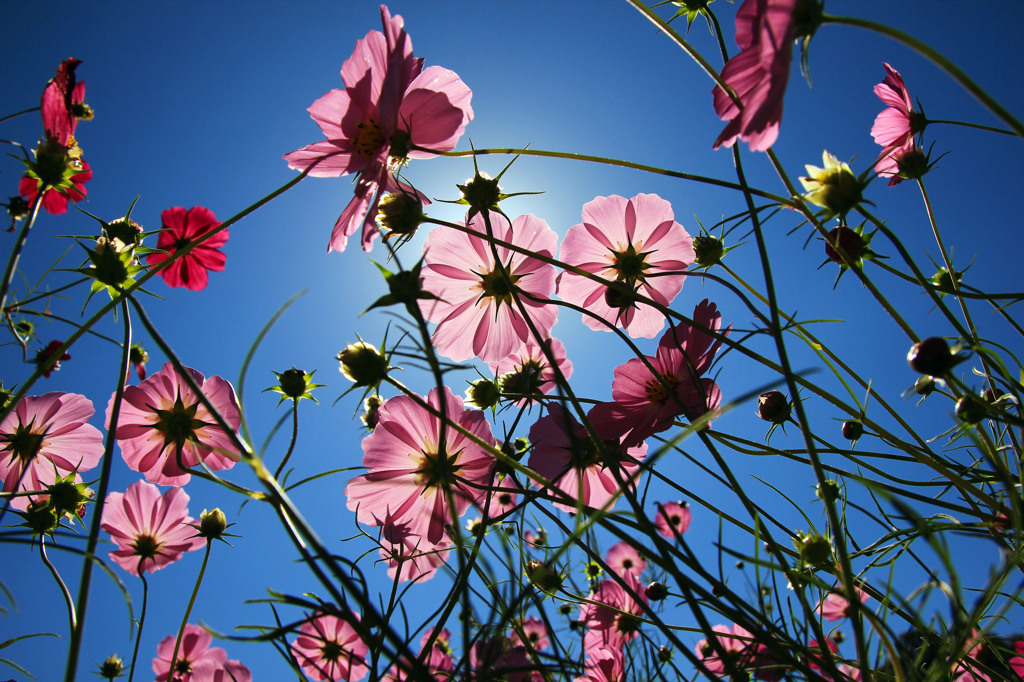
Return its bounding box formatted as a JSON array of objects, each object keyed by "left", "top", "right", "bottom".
[
  {"left": 0, "top": 105, "right": 40, "bottom": 124},
  {"left": 823, "top": 14, "right": 1024, "bottom": 138},
  {"left": 0, "top": 195, "right": 42, "bottom": 312},
  {"left": 167, "top": 541, "right": 213, "bottom": 681},
  {"left": 127, "top": 574, "right": 149, "bottom": 682},
  {"left": 273, "top": 401, "right": 300, "bottom": 479},
  {"left": 927, "top": 118, "right": 1017, "bottom": 136},
  {"left": 64, "top": 298, "right": 132, "bottom": 682},
  {"left": 41, "top": 536, "right": 77, "bottom": 635}
]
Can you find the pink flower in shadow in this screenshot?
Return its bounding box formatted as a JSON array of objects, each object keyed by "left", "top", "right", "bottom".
[
  {"left": 421, "top": 211, "right": 558, "bottom": 363},
  {"left": 291, "top": 610, "right": 369, "bottom": 682},
  {"left": 102, "top": 480, "right": 204, "bottom": 575},
  {"left": 589, "top": 299, "right": 728, "bottom": 447},
  {"left": 345, "top": 386, "right": 496, "bottom": 545},
  {"left": 527, "top": 403, "right": 646, "bottom": 513},
  {"left": 605, "top": 540, "right": 646, "bottom": 578},
  {"left": 712, "top": 0, "right": 798, "bottom": 152},
  {"left": 0, "top": 392, "right": 103, "bottom": 510},
  {"left": 108, "top": 362, "right": 240, "bottom": 487},
  {"left": 490, "top": 337, "right": 573, "bottom": 407},
  {"left": 557, "top": 193, "right": 693, "bottom": 339},
  {"left": 146, "top": 206, "right": 228, "bottom": 291},
  {"left": 285, "top": 6, "right": 472, "bottom": 253},
  {"left": 654, "top": 501, "right": 692, "bottom": 538}
]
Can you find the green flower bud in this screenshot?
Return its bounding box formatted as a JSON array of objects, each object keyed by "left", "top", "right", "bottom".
[
  {"left": 465, "top": 379, "right": 500, "bottom": 410},
  {"left": 337, "top": 342, "right": 389, "bottom": 388},
  {"left": 377, "top": 192, "right": 425, "bottom": 238},
  {"left": 955, "top": 394, "right": 989, "bottom": 425},
  {"left": 526, "top": 559, "right": 563, "bottom": 594},
  {"left": 795, "top": 533, "right": 832, "bottom": 567},
  {"left": 98, "top": 654, "right": 126, "bottom": 680},
  {"left": 907, "top": 337, "right": 954, "bottom": 376},
  {"left": 457, "top": 172, "right": 502, "bottom": 214},
  {"left": 757, "top": 391, "right": 790, "bottom": 424},
  {"left": 693, "top": 234, "right": 725, "bottom": 267},
  {"left": 800, "top": 151, "right": 864, "bottom": 216},
  {"left": 198, "top": 508, "right": 228, "bottom": 539}
]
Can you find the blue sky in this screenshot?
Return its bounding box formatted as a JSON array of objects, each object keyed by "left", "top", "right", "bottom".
[{"left": 2, "top": 1, "right": 1023, "bottom": 679}]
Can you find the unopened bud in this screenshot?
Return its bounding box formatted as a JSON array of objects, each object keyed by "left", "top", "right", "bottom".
[
  {"left": 757, "top": 391, "right": 790, "bottom": 424},
  {"left": 337, "top": 342, "right": 389, "bottom": 387},
  {"left": 198, "top": 508, "right": 227, "bottom": 539}
]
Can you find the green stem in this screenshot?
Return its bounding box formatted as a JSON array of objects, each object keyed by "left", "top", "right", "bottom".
[
  {"left": 127, "top": 574, "right": 149, "bottom": 682},
  {"left": 64, "top": 298, "right": 132, "bottom": 682},
  {"left": 41, "top": 536, "right": 76, "bottom": 636},
  {"left": 0, "top": 194, "right": 42, "bottom": 312},
  {"left": 0, "top": 105, "right": 41, "bottom": 125},
  {"left": 167, "top": 541, "right": 213, "bottom": 681},
  {"left": 927, "top": 118, "right": 1017, "bottom": 136},
  {"left": 823, "top": 14, "right": 1024, "bottom": 138},
  {"left": 273, "top": 401, "right": 300, "bottom": 480}
]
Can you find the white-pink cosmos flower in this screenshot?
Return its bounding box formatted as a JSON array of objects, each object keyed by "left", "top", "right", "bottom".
[
  {"left": 557, "top": 193, "right": 694, "bottom": 339},
  {"left": 345, "top": 386, "right": 497, "bottom": 545},
  {"left": 291, "top": 610, "right": 369, "bottom": 682},
  {"left": 421, "top": 211, "right": 559, "bottom": 363},
  {"left": 580, "top": 571, "right": 648, "bottom": 652},
  {"left": 605, "top": 540, "right": 646, "bottom": 578},
  {"left": 101, "top": 480, "right": 204, "bottom": 575},
  {"left": 0, "top": 392, "right": 103, "bottom": 510},
  {"left": 153, "top": 624, "right": 228, "bottom": 682},
  {"left": 818, "top": 586, "right": 869, "bottom": 621},
  {"left": 654, "top": 501, "right": 692, "bottom": 538},
  {"left": 527, "top": 403, "right": 647, "bottom": 513},
  {"left": 108, "top": 362, "right": 240, "bottom": 487},
  {"left": 490, "top": 337, "right": 573, "bottom": 407},
  {"left": 284, "top": 6, "right": 472, "bottom": 253}
]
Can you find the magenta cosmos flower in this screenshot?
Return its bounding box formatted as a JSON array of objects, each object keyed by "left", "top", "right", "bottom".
[
  {"left": 0, "top": 392, "right": 103, "bottom": 511},
  {"left": 557, "top": 193, "right": 694, "bottom": 339},
  {"left": 421, "top": 210, "right": 559, "bottom": 363},
  {"left": 589, "top": 299, "right": 727, "bottom": 447},
  {"left": 101, "top": 480, "right": 204, "bottom": 575},
  {"left": 654, "top": 501, "right": 692, "bottom": 538},
  {"left": 696, "top": 623, "right": 755, "bottom": 676},
  {"left": 291, "top": 610, "right": 369, "bottom": 682},
  {"left": 153, "top": 624, "right": 229, "bottom": 682},
  {"left": 514, "top": 617, "right": 549, "bottom": 652},
  {"left": 345, "top": 386, "right": 497, "bottom": 545},
  {"left": 580, "top": 571, "right": 648, "bottom": 652},
  {"left": 19, "top": 58, "right": 93, "bottom": 215},
  {"left": 285, "top": 6, "right": 472, "bottom": 253},
  {"left": 377, "top": 511, "right": 451, "bottom": 583},
  {"left": 872, "top": 63, "right": 923, "bottom": 185},
  {"left": 490, "top": 337, "right": 573, "bottom": 407},
  {"left": 527, "top": 403, "right": 647, "bottom": 513},
  {"left": 188, "top": 659, "right": 252, "bottom": 682},
  {"left": 818, "top": 586, "right": 869, "bottom": 621},
  {"left": 108, "top": 361, "right": 240, "bottom": 487},
  {"left": 712, "top": 0, "right": 798, "bottom": 152},
  {"left": 146, "top": 206, "right": 229, "bottom": 291},
  {"left": 576, "top": 646, "right": 624, "bottom": 682}
]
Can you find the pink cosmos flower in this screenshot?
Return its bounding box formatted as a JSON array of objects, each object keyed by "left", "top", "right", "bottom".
[
  {"left": 479, "top": 472, "right": 523, "bottom": 521},
  {"left": 291, "top": 610, "right": 369, "bottom": 682},
  {"left": 515, "top": 617, "right": 549, "bottom": 652},
  {"left": 580, "top": 571, "right": 648, "bottom": 652},
  {"left": 188, "top": 659, "right": 252, "bottom": 682},
  {"left": 41, "top": 58, "right": 88, "bottom": 147},
  {"left": 557, "top": 193, "right": 694, "bottom": 339},
  {"left": 491, "top": 337, "right": 573, "bottom": 407},
  {"left": 575, "top": 646, "right": 624, "bottom": 682},
  {"left": 384, "top": 629, "right": 454, "bottom": 682},
  {"left": 153, "top": 624, "right": 228, "bottom": 682},
  {"left": 872, "top": 63, "right": 922, "bottom": 186},
  {"left": 102, "top": 480, "right": 203, "bottom": 575},
  {"left": 712, "top": 0, "right": 798, "bottom": 152},
  {"left": 818, "top": 586, "right": 869, "bottom": 621},
  {"left": 654, "top": 501, "right": 692, "bottom": 538},
  {"left": 1, "top": 392, "right": 103, "bottom": 511},
  {"left": 421, "top": 211, "right": 558, "bottom": 363},
  {"left": 285, "top": 6, "right": 472, "bottom": 253},
  {"left": 108, "top": 361, "right": 240, "bottom": 487},
  {"left": 146, "top": 206, "right": 228, "bottom": 291},
  {"left": 952, "top": 630, "right": 993, "bottom": 682},
  {"left": 696, "top": 623, "right": 754, "bottom": 676},
  {"left": 377, "top": 512, "right": 451, "bottom": 583},
  {"left": 589, "top": 299, "right": 727, "bottom": 447},
  {"left": 468, "top": 637, "right": 538, "bottom": 682},
  {"left": 1009, "top": 641, "right": 1024, "bottom": 678},
  {"left": 345, "top": 386, "right": 497, "bottom": 545},
  {"left": 527, "top": 403, "right": 647, "bottom": 513},
  {"left": 605, "top": 541, "right": 646, "bottom": 577}
]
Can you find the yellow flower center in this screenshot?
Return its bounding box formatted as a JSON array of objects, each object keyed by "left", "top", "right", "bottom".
[{"left": 354, "top": 118, "right": 384, "bottom": 158}]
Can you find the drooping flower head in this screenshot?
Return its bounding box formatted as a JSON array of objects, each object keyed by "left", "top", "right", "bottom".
[
  {"left": 101, "top": 480, "right": 204, "bottom": 575},
  {"left": 421, "top": 211, "right": 559, "bottom": 363},
  {"left": 872, "top": 63, "right": 926, "bottom": 186},
  {"left": 146, "top": 206, "right": 229, "bottom": 291},
  {"left": 527, "top": 403, "right": 647, "bottom": 513},
  {"left": 152, "top": 624, "right": 228, "bottom": 682},
  {"left": 491, "top": 337, "right": 573, "bottom": 407},
  {"left": 712, "top": 0, "right": 798, "bottom": 152},
  {"left": 108, "top": 362, "right": 241, "bottom": 487},
  {"left": 0, "top": 392, "right": 103, "bottom": 511},
  {"left": 291, "top": 610, "right": 369, "bottom": 682},
  {"left": 345, "top": 386, "right": 497, "bottom": 545},
  {"left": 284, "top": 6, "right": 473, "bottom": 253},
  {"left": 589, "top": 299, "right": 728, "bottom": 447},
  {"left": 557, "top": 193, "right": 694, "bottom": 339}
]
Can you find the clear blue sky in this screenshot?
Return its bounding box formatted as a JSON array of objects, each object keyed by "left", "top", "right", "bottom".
[{"left": 2, "top": 2, "right": 1022, "bottom": 679}]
